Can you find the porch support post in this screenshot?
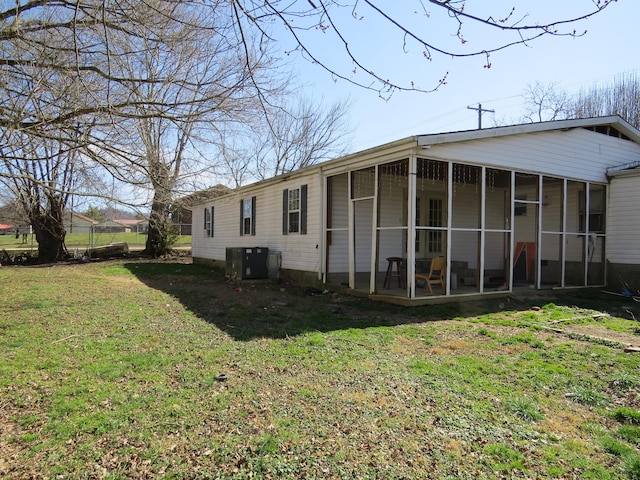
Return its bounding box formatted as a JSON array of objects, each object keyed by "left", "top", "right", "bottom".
[
  {"left": 348, "top": 172, "right": 355, "bottom": 289},
  {"left": 479, "top": 167, "right": 486, "bottom": 294},
  {"left": 408, "top": 154, "right": 417, "bottom": 298},
  {"left": 583, "top": 182, "right": 590, "bottom": 286},
  {"left": 561, "top": 179, "right": 567, "bottom": 288},
  {"left": 446, "top": 161, "right": 453, "bottom": 296},
  {"left": 536, "top": 174, "right": 543, "bottom": 290},
  {"left": 369, "top": 166, "right": 379, "bottom": 294},
  {"left": 319, "top": 170, "right": 326, "bottom": 282},
  {"left": 508, "top": 171, "right": 515, "bottom": 291}
]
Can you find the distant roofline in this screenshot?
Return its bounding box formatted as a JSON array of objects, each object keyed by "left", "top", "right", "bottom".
[{"left": 69, "top": 212, "right": 99, "bottom": 224}]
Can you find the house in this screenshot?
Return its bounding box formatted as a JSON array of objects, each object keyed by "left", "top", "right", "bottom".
[
  {"left": 63, "top": 212, "right": 99, "bottom": 234},
  {"left": 111, "top": 219, "right": 148, "bottom": 233},
  {"left": 191, "top": 116, "right": 640, "bottom": 304},
  {"left": 94, "top": 219, "right": 146, "bottom": 233},
  {"left": 178, "top": 185, "right": 233, "bottom": 236},
  {"left": 0, "top": 223, "right": 15, "bottom": 235}
]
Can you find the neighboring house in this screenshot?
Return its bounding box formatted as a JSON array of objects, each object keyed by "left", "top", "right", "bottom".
[
  {"left": 111, "top": 219, "right": 148, "bottom": 233},
  {"left": 95, "top": 219, "right": 133, "bottom": 233},
  {"left": 178, "top": 185, "right": 232, "bottom": 236},
  {"left": 0, "top": 224, "right": 15, "bottom": 235},
  {"left": 63, "top": 212, "right": 99, "bottom": 234},
  {"left": 191, "top": 116, "right": 640, "bottom": 304}
]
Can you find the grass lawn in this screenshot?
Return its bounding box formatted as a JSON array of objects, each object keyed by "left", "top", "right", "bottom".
[{"left": 1, "top": 258, "right": 640, "bottom": 479}]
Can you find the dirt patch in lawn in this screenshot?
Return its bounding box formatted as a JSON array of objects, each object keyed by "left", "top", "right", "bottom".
[{"left": 560, "top": 324, "right": 640, "bottom": 348}]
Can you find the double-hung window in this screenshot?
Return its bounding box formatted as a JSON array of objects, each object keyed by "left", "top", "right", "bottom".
[
  {"left": 282, "top": 185, "right": 307, "bottom": 235},
  {"left": 240, "top": 197, "right": 256, "bottom": 236},
  {"left": 203, "top": 206, "right": 214, "bottom": 237},
  {"left": 288, "top": 189, "right": 300, "bottom": 233}
]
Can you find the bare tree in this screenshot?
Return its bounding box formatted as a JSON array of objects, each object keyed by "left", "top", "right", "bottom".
[
  {"left": 0, "top": 1, "right": 618, "bottom": 261},
  {"left": 231, "top": 0, "right": 618, "bottom": 98},
  {"left": 0, "top": 0, "right": 274, "bottom": 259},
  {"left": 259, "top": 99, "right": 350, "bottom": 180},
  {"left": 567, "top": 73, "right": 640, "bottom": 129},
  {"left": 522, "top": 81, "right": 569, "bottom": 123},
  {"left": 216, "top": 98, "right": 350, "bottom": 187},
  {"left": 0, "top": 130, "right": 103, "bottom": 262},
  {"left": 100, "top": 1, "right": 274, "bottom": 257}
]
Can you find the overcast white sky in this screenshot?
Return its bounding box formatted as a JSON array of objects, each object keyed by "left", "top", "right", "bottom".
[{"left": 275, "top": 1, "right": 638, "bottom": 153}]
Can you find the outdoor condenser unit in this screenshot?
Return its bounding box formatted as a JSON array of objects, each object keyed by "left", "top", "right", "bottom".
[{"left": 225, "top": 247, "right": 269, "bottom": 280}]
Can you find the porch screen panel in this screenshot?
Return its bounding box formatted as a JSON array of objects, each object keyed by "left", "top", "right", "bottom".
[
  {"left": 327, "top": 174, "right": 349, "bottom": 229},
  {"left": 587, "top": 236, "right": 606, "bottom": 286},
  {"left": 377, "top": 229, "right": 406, "bottom": 293},
  {"left": 587, "top": 184, "right": 606, "bottom": 286},
  {"left": 515, "top": 173, "right": 539, "bottom": 201},
  {"left": 352, "top": 167, "right": 375, "bottom": 199},
  {"left": 540, "top": 233, "right": 562, "bottom": 288},
  {"left": 565, "top": 234, "right": 586, "bottom": 286},
  {"left": 416, "top": 159, "right": 448, "bottom": 227},
  {"left": 485, "top": 169, "right": 511, "bottom": 230},
  {"left": 451, "top": 230, "right": 480, "bottom": 294},
  {"left": 566, "top": 181, "right": 585, "bottom": 233},
  {"left": 484, "top": 232, "right": 509, "bottom": 290},
  {"left": 413, "top": 243, "right": 447, "bottom": 297},
  {"left": 416, "top": 159, "right": 448, "bottom": 259},
  {"left": 542, "top": 177, "right": 564, "bottom": 233},
  {"left": 378, "top": 160, "right": 408, "bottom": 228},
  {"left": 326, "top": 230, "right": 349, "bottom": 286},
  {"left": 452, "top": 164, "right": 481, "bottom": 229},
  {"left": 353, "top": 199, "right": 373, "bottom": 290},
  {"left": 326, "top": 174, "right": 349, "bottom": 286},
  {"left": 588, "top": 185, "right": 606, "bottom": 234}
]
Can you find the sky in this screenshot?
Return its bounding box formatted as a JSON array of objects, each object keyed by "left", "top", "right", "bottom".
[{"left": 272, "top": 0, "right": 639, "bottom": 153}]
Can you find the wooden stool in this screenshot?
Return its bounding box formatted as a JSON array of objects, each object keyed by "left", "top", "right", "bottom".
[{"left": 384, "top": 257, "right": 405, "bottom": 289}]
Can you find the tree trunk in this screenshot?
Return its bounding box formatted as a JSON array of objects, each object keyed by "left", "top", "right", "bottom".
[
  {"left": 30, "top": 200, "right": 68, "bottom": 263},
  {"left": 143, "top": 197, "right": 175, "bottom": 258}
]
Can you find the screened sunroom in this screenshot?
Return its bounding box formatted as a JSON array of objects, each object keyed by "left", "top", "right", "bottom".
[{"left": 324, "top": 156, "right": 606, "bottom": 301}]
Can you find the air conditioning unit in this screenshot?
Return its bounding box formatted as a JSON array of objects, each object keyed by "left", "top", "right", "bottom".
[{"left": 226, "top": 247, "right": 269, "bottom": 280}]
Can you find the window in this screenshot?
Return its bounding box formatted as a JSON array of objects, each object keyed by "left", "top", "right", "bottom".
[
  {"left": 282, "top": 185, "right": 307, "bottom": 235},
  {"left": 203, "top": 206, "right": 213, "bottom": 237},
  {"left": 288, "top": 189, "right": 300, "bottom": 233},
  {"left": 240, "top": 197, "right": 256, "bottom": 236}
]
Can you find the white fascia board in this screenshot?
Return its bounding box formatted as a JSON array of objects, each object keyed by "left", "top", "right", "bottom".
[{"left": 417, "top": 116, "right": 640, "bottom": 147}]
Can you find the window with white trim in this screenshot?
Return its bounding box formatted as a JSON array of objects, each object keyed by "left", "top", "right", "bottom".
[
  {"left": 203, "top": 206, "right": 213, "bottom": 237},
  {"left": 240, "top": 197, "right": 256, "bottom": 236},
  {"left": 282, "top": 185, "right": 307, "bottom": 235},
  {"left": 288, "top": 188, "right": 300, "bottom": 233}
]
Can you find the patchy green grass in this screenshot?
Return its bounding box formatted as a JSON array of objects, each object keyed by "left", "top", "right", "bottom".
[{"left": 1, "top": 259, "right": 640, "bottom": 479}]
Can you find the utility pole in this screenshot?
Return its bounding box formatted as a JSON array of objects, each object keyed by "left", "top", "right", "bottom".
[{"left": 467, "top": 103, "right": 495, "bottom": 129}]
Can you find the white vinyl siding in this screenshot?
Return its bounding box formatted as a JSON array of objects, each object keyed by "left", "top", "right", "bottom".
[
  {"left": 192, "top": 173, "right": 322, "bottom": 274},
  {"left": 423, "top": 129, "right": 640, "bottom": 183},
  {"left": 192, "top": 119, "right": 640, "bottom": 294},
  {"left": 608, "top": 172, "right": 640, "bottom": 265}
]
